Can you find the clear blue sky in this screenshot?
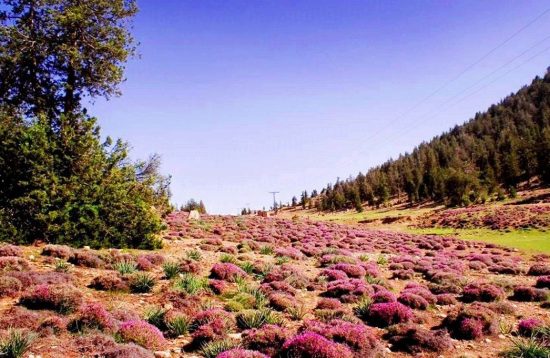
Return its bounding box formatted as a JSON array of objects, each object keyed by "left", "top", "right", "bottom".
[{"left": 90, "top": 0, "right": 550, "bottom": 214}]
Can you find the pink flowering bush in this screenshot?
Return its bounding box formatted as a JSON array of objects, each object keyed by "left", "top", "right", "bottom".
[
  {"left": 242, "top": 324, "right": 292, "bottom": 356},
  {"left": 535, "top": 275, "right": 550, "bottom": 289},
  {"left": 210, "top": 263, "right": 247, "bottom": 282},
  {"left": 462, "top": 283, "right": 505, "bottom": 303},
  {"left": 118, "top": 319, "right": 167, "bottom": 350},
  {"left": 528, "top": 264, "right": 550, "bottom": 276},
  {"left": 518, "top": 318, "right": 543, "bottom": 337},
  {"left": 324, "top": 279, "right": 373, "bottom": 303},
  {"left": 0, "top": 244, "right": 22, "bottom": 257},
  {"left": 216, "top": 348, "right": 269, "bottom": 358},
  {"left": 0, "top": 256, "right": 29, "bottom": 271},
  {"left": 398, "top": 293, "right": 429, "bottom": 310},
  {"left": 42, "top": 245, "right": 74, "bottom": 260},
  {"left": 442, "top": 303, "right": 496, "bottom": 340},
  {"left": 0, "top": 276, "right": 22, "bottom": 297},
  {"left": 89, "top": 273, "right": 129, "bottom": 292},
  {"left": 281, "top": 332, "right": 354, "bottom": 358},
  {"left": 511, "top": 286, "right": 549, "bottom": 302},
  {"left": 275, "top": 247, "right": 304, "bottom": 260},
  {"left": 20, "top": 284, "right": 83, "bottom": 314},
  {"left": 366, "top": 302, "right": 413, "bottom": 327},
  {"left": 69, "top": 250, "right": 104, "bottom": 268},
  {"left": 302, "top": 320, "right": 382, "bottom": 357},
  {"left": 385, "top": 324, "right": 452, "bottom": 353},
  {"left": 69, "top": 302, "right": 117, "bottom": 333},
  {"left": 329, "top": 263, "right": 366, "bottom": 278}
]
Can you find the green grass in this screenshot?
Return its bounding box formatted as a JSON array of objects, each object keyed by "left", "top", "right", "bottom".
[{"left": 406, "top": 227, "right": 550, "bottom": 254}]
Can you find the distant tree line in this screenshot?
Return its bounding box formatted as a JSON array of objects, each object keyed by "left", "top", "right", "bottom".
[
  {"left": 181, "top": 199, "right": 207, "bottom": 214},
  {"left": 0, "top": 0, "right": 171, "bottom": 248},
  {"left": 300, "top": 69, "right": 550, "bottom": 212}
]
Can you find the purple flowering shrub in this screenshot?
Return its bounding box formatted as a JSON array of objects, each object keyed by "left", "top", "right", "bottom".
[
  {"left": 0, "top": 244, "right": 23, "bottom": 257},
  {"left": 518, "top": 318, "right": 543, "bottom": 337},
  {"left": 511, "top": 286, "right": 549, "bottom": 302},
  {"left": 0, "top": 276, "right": 22, "bottom": 297},
  {"left": 462, "top": 282, "right": 505, "bottom": 303},
  {"left": 442, "top": 303, "right": 497, "bottom": 340},
  {"left": 20, "top": 284, "right": 83, "bottom": 314},
  {"left": 535, "top": 275, "right": 550, "bottom": 289},
  {"left": 118, "top": 319, "right": 167, "bottom": 350},
  {"left": 301, "top": 320, "right": 382, "bottom": 357},
  {"left": 528, "top": 264, "right": 550, "bottom": 276},
  {"left": 69, "top": 302, "right": 117, "bottom": 333},
  {"left": 210, "top": 263, "right": 247, "bottom": 282},
  {"left": 366, "top": 302, "right": 413, "bottom": 327},
  {"left": 398, "top": 293, "right": 429, "bottom": 310},
  {"left": 0, "top": 256, "right": 30, "bottom": 271},
  {"left": 89, "top": 273, "right": 129, "bottom": 292},
  {"left": 280, "top": 332, "right": 354, "bottom": 358},
  {"left": 328, "top": 264, "right": 366, "bottom": 278},
  {"left": 216, "top": 349, "right": 269, "bottom": 358},
  {"left": 275, "top": 247, "right": 304, "bottom": 260},
  {"left": 42, "top": 245, "right": 74, "bottom": 260},
  {"left": 242, "top": 324, "right": 292, "bottom": 356},
  {"left": 324, "top": 279, "right": 373, "bottom": 303},
  {"left": 384, "top": 324, "right": 452, "bottom": 353}
]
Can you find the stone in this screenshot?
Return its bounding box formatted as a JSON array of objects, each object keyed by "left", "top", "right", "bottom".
[{"left": 188, "top": 210, "right": 200, "bottom": 220}]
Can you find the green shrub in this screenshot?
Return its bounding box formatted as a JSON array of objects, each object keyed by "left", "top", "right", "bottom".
[
  {"left": 162, "top": 262, "right": 181, "bottom": 279},
  {"left": 220, "top": 254, "right": 237, "bottom": 264},
  {"left": 114, "top": 260, "right": 137, "bottom": 275},
  {"left": 167, "top": 314, "right": 190, "bottom": 337},
  {"left": 129, "top": 273, "right": 156, "bottom": 293},
  {"left": 174, "top": 274, "right": 208, "bottom": 295},
  {"left": 200, "top": 339, "right": 239, "bottom": 358},
  {"left": 259, "top": 246, "right": 274, "bottom": 255},
  {"left": 144, "top": 306, "right": 167, "bottom": 330},
  {"left": 0, "top": 329, "right": 35, "bottom": 358},
  {"left": 0, "top": 113, "right": 170, "bottom": 249},
  {"left": 186, "top": 249, "right": 202, "bottom": 261}
]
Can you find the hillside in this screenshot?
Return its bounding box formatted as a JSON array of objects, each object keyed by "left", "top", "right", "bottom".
[{"left": 294, "top": 69, "right": 550, "bottom": 212}]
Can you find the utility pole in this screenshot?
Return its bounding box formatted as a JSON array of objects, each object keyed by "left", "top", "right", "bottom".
[{"left": 269, "top": 191, "right": 280, "bottom": 214}]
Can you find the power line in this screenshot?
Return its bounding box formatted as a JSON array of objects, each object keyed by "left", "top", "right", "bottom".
[{"left": 359, "top": 6, "right": 550, "bottom": 147}]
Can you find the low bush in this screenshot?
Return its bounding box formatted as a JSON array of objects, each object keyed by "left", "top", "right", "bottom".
[
  {"left": 118, "top": 320, "right": 167, "bottom": 350},
  {"left": 0, "top": 329, "right": 35, "bottom": 358},
  {"left": 528, "top": 264, "right": 550, "bottom": 276},
  {"left": 442, "top": 303, "right": 497, "bottom": 340},
  {"left": 280, "top": 332, "right": 354, "bottom": 358},
  {"left": 0, "top": 276, "right": 22, "bottom": 297},
  {"left": 366, "top": 302, "right": 413, "bottom": 327},
  {"left": 41, "top": 245, "right": 73, "bottom": 260},
  {"left": 398, "top": 293, "right": 429, "bottom": 310},
  {"left": 20, "top": 284, "right": 82, "bottom": 314},
  {"left": 128, "top": 273, "right": 156, "bottom": 293},
  {"left": 511, "top": 286, "right": 549, "bottom": 302},
  {"left": 69, "top": 302, "right": 117, "bottom": 333},
  {"left": 0, "top": 257, "right": 29, "bottom": 271},
  {"left": 89, "top": 273, "right": 129, "bottom": 292},
  {"left": 384, "top": 324, "right": 452, "bottom": 354},
  {"left": 535, "top": 276, "right": 550, "bottom": 289},
  {"left": 517, "top": 318, "right": 543, "bottom": 337},
  {"left": 210, "top": 263, "right": 247, "bottom": 282},
  {"left": 162, "top": 261, "right": 181, "bottom": 279},
  {"left": 216, "top": 348, "right": 268, "bottom": 358},
  {"left": 199, "top": 339, "right": 239, "bottom": 358},
  {"left": 69, "top": 250, "right": 104, "bottom": 268},
  {"left": 236, "top": 309, "right": 282, "bottom": 330},
  {"left": 0, "top": 244, "right": 22, "bottom": 257},
  {"left": 462, "top": 283, "right": 504, "bottom": 303},
  {"left": 174, "top": 274, "right": 208, "bottom": 295},
  {"left": 242, "top": 324, "right": 292, "bottom": 357}
]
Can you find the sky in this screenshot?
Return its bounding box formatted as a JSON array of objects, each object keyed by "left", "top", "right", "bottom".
[{"left": 89, "top": 0, "right": 550, "bottom": 214}]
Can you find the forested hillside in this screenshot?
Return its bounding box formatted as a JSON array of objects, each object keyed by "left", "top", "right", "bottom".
[{"left": 299, "top": 69, "right": 550, "bottom": 212}]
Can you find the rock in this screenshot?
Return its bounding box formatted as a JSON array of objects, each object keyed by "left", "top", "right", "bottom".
[
  {"left": 83, "top": 246, "right": 91, "bottom": 250},
  {"left": 188, "top": 210, "right": 200, "bottom": 220},
  {"left": 498, "top": 334, "right": 506, "bottom": 339},
  {"left": 154, "top": 351, "right": 171, "bottom": 358}
]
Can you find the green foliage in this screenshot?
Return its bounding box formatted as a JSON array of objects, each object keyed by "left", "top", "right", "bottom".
[
  {"left": 186, "top": 249, "right": 203, "bottom": 261},
  {"left": 259, "top": 246, "right": 274, "bottom": 255},
  {"left": 162, "top": 262, "right": 181, "bottom": 279},
  {"left": 54, "top": 260, "right": 70, "bottom": 273},
  {"left": 0, "top": 113, "right": 170, "bottom": 249},
  {"left": 500, "top": 337, "right": 550, "bottom": 358},
  {"left": 238, "top": 261, "right": 255, "bottom": 275},
  {"left": 220, "top": 254, "right": 237, "bottom": 264},
  {"left": 166, "top": 314, "right": 190, "bottom": 337},
  {"left": 144, "top": 306, "right": 167, "bottom": 330},
  {"left": 181, "top": 199, "right": 207, "bottom": 214},
  {"left": 236, "top": 309, "right": 283, "bottom": 329},
  {"left": 129, "top": 273, "right": 156, "bottom": 293},
  {"left": 0, "top": 329, "right": 35, "bottom": 358},
  {"left": 286, "top": 304, "right": 308, "bottom": 321},
  {"left": 354, "top": 297, "right": 373, "bottom": 320},
  {"left": 200, "top": 339, "right": 239, "bottom": 358},
  {"left": 174, "top": 274, "right": 208, "bottom": 295},
  {"left": 114, "top": 260, "right": 137, "bottom": 275}
]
